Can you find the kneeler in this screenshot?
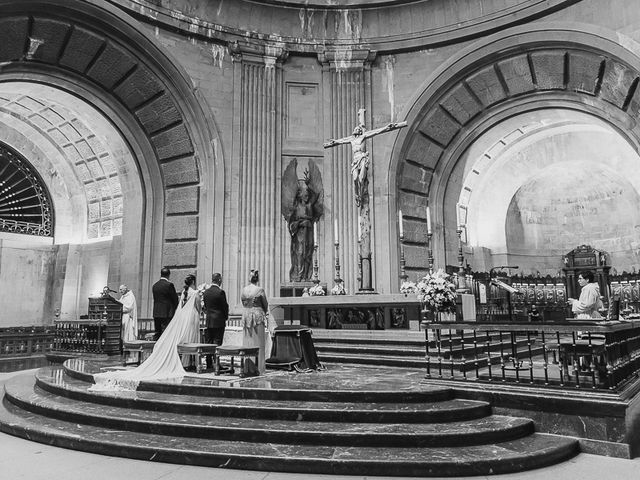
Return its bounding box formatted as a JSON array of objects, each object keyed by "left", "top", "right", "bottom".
[{"left": 266, "top": 325, "right": 323, "bottom": 372}]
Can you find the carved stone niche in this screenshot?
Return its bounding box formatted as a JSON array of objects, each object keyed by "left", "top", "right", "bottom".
[{"left": 562, "top": 245, "right": 610, "bottom": 301}]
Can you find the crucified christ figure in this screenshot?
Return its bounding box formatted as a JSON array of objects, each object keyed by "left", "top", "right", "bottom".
[
  {"left": 324, "top": 109, "right": 407, "bottom": 207},
  {"left": 323, "top": 108, "right": 407, "bottom": 292}
]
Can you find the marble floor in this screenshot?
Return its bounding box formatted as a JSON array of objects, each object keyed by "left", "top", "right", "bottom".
[
  {"left": 1, "top": 362, "right": 639, "bottom": 479},
  {"left": 0, "top": 414, "right": 638, "bottom": 480}
]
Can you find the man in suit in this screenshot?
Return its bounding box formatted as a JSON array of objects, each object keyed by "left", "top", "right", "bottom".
[
  {"left": 202, "top": 272, "right": 229, "bottom": 368},
  {"left": 152, "top": 267, "right": 179, "bottom": 341}
]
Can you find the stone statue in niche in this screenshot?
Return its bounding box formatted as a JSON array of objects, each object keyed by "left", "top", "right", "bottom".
[
  {"left": 392, "top": 308, "right": 407, "bottom": 328},
  {"left": 282, "top": 158, "right": 324, "bottom": 282},
  {"left": 327, "top": 309, "right": 343, "bottom": 329}
]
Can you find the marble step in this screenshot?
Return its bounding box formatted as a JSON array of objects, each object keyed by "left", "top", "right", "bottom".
[
  {"left": 311, "top": 330, "right": 506, "bottom": 347},
  {"left": 4, "top": 374, "right": 534, "bottom": 447},
  {"left": 0, "top": 395, "right": 579, "bottom": 477},
  {"left": 61, "top": 360, "right": 449, "bottom": 403},
  {"left": 316, "top": 339, "right": 534, "bottom": 358},
  {"left": 316, "top": 342, "right": 426, "bottom": 356},
  {"left": 319, "top": 353, "right": 427, "bottom": 368},
  {"left": 35, "top": 368, "right": 492, "bottom": 423},
  {"left": 317, "top": 354, "right": 543, "bottom": 374}
]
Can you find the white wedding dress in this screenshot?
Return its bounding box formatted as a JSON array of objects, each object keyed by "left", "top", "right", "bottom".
[{"left": 91, "top": 288, "right": 201, "bottom": 391}]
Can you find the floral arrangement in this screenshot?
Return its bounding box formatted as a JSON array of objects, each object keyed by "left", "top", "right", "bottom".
[
  {"left": 196, "top": 283, "right": 211, "bottom": 310},
  {"left": 400, "top": 281, "right": 417, "bottom": 295},
  {"left": 331, "top": 280, "right": 346, "bottom": 295},
  {"left": 309, "top": 283, "right": 325, "bottom": 296},
  {"left": 416, "top": 269, "right": 457, "bottom": 313}
]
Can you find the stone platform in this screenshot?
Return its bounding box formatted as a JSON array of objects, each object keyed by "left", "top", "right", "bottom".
[{"left": 0, "top": 356, "right": 579, "bottom": 476}]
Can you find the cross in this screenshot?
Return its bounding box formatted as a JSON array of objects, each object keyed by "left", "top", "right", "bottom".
[{"left": 324, "top": 108, "right": 407, "bottom": 292}]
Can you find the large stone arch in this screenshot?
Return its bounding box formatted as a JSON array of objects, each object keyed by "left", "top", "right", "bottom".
[
  {"left": 0, "top": 0, "right": 224, "bottom": 314},
  {"left": 392, "top": 22, "right": 640, "bottom": 277}
]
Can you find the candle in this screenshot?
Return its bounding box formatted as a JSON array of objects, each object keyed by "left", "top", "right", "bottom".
[
  {"left": 426, "top": 206, "right": 432, "bottom": 234},
  {"left": 357, "top": 215, "right": 361, "bottom": 239},
  {"left": 313, "top": 222, "right": 318, "bottom": 246},
  {"left": 456, "top": 203, "right": 461, "bottom": 227},
  {"left": 398, "top": 210, "right": 404, "bottom": 237},
  {"left": 334, "top": 219, "right": 339, "bottom": 244}
]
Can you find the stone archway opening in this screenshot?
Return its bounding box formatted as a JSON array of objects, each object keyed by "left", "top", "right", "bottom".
[
  {"left": 456, "top": 108, "right": 640, "bottom": 275},
  {"left": 0, "top": 81, "right": 145, "bottom": 325},
  {"left": 393, "top": 26, "right": 640, "bottom": 281}
]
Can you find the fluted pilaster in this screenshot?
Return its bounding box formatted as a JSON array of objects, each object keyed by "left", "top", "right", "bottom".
[{"left": 233, "top": 44, "right": 286, "bottom": 300}]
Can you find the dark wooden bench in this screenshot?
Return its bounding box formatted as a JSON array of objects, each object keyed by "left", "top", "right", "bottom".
[
  {"left": 177, "top": 343, "right": 218, "bottom": 374},
  {"left": 122, "top": 340, "right": 155, "bottom": 366},
  {"left": 215, "top": 345, "right": 260, "bottom": 377}
]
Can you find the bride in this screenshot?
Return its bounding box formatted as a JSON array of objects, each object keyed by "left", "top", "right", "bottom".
[{"left": 92, "top": 274, "right": 201, "bottom": 391}]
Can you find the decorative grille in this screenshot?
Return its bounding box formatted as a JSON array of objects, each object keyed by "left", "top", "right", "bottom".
[{"left": 0, "top": 143, "right": 53, "bottom": 237}]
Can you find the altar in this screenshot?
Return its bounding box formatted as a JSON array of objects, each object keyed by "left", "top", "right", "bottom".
[{"left": 270, "top": 294, "right": 423, "bottom": 330}]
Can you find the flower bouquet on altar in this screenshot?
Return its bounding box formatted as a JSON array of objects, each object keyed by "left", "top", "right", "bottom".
[
  {"left": 309, "top": 283, "right": 325, "bottom": 296},
  {"left": 331, "top": 280, "right": 346, "bottom": 295},
  {"left": 400, "top": 281, "right": 417, "bottom": 295},
  {"left": 415, "top": 269, "right": 457, "bottom": 317}
]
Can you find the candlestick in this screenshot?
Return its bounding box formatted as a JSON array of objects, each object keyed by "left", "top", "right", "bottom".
[
  {"left": 427, "top": 232, "right": 434, "bottom": 273},
  {"left": 333, "top": 235, "right": 345, "bottom": 294},
  {"left": 398, "top": 210, "right": 404, "bottom": 237},
  {"left": 334, "top": 219, "right": 338, "bottom": 245},
  {"left": 312, "top": 243, "right": 320, "bottom": 285},
  {"left": 313, "top": 222, "right": 318, "bottom": 246},
  {"left": 399, "top": 227, "right": 407, "bottom": 284},
  {"left": 456, "top": 226, "right": 467, "bottom": 292},
  {"left": 357, "top": 236, "right": 362, "bottom": 284},
  {"left": 426, "top": 206, "right": 432, "bottom": 234}
]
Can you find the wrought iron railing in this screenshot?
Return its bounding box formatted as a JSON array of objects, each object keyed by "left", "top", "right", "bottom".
[{"left": 422, "top": 320, "right": 640, "bottom": 391}]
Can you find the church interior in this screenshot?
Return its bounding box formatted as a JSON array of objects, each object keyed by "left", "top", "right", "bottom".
[{"left": 2, "top": 0, "right": 640, "bottom": 477}]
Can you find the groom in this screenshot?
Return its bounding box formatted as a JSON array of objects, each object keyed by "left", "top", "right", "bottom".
[
  {"left": 151, "top": 267, "right": 179, "bottom": 341},
  {"left": 202, "top": 272, "right": 229, "bottom": 368}
]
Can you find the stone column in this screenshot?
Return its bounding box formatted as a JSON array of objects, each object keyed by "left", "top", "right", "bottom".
[
  {"left": 229, "top": 43, "right": 287, "bottom": 302},
  {"left": 320, "top": 49, "right": 376, "bottom": 294}
]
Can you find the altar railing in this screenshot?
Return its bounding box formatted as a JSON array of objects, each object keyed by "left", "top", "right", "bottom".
[{"left": 421, "top": 320, "right": 640, "bottom": 391}]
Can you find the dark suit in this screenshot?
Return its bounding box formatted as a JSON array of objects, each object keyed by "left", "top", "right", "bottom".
[
  {"left": 202, "top": 284, "right": 229, "bottom": 367},
  {"left": 152, "top": 278, "right": 179, "bottom": 340}
]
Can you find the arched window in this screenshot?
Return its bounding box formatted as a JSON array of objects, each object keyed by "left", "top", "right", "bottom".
[{"left": 0, "top": 143, "right": 53, "bottom": 237}]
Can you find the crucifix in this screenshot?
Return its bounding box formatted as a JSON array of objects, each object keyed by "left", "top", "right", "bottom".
[{"left": 324, "top": 108, "right": 407, "bottom": 292}]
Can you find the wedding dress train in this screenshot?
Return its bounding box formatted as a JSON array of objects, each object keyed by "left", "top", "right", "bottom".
[{"left": 91, "top": 288, "right": 200, "bottom": 391}]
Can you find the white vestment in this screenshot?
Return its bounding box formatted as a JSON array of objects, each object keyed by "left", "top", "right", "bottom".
[
  {"left": 571, "top": 282, "right": 604, "bottom": 319},
  {"left": 118, "top": 291, "right": 138, "bottom": 342}
]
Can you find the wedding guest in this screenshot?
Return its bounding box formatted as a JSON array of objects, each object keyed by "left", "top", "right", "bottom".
[
  {"left": 202, "top": 272, "right": 229, "bottom": 369},
  {"left": 240, "top": 269, "right": 269, "bottom": 374},
  {"left": 152, "top": 267, "right": 179, "bottom": 340},
  {"left": 117, "top": 284, "right": 138, "bottom": 342}
]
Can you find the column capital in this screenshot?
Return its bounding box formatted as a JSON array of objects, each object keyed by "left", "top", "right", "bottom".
[
  {"left": 318, "top": 49, "right": 377, "bottom": 70},
  {"left": 228, "top": 40, "right": 289, "bottom": 65}
]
